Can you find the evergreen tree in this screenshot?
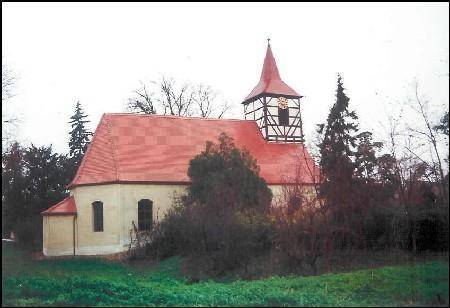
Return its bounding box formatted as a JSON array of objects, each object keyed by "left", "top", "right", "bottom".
[
  {"left": 317, "top": 74, "right": 359, "bottom": 247},
  {"left": 68, "top": 101, "right": 92, "bottom": 178}
]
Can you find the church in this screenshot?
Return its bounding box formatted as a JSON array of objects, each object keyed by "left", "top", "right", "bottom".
[{"left": 41, "top": 42, "right": 319, "bottom": 256}]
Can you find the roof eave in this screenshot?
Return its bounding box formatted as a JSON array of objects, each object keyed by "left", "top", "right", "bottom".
[{"left": 242, "top": 92, "right": 303, "bottom": 105}]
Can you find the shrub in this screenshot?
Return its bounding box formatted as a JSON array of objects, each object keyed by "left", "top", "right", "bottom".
[{"left": 145, "top": 133, "right": 274, "bottom": 277}]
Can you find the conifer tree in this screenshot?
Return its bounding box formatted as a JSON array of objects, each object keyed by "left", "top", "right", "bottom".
[
  {"left": 68, "top": 101, "right": 92, "bottom": 173},
  {"left": 317, "top": 74, "right": 359, "bottom": 246}
]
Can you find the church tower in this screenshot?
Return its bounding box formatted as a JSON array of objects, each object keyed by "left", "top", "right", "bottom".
[{"left": 243, "top": 40, "right": 304, "bottom": 143}]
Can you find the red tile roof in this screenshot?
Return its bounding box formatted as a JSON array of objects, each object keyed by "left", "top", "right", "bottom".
[
  {"left": 42, "top": 196, "right": 77, "bottom": 216},
  {"left": 69, "top": 113, "right": 320, "bottom": 188},
  {"left": 243, "top": 44, "right": 301, "bottom": 104}
]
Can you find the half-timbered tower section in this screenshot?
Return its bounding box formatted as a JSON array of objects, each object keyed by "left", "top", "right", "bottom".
[{"left": 243, "top": 41, "right": 304, "bottom": 143}]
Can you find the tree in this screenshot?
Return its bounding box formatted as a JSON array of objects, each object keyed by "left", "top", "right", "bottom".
[
  {"left": 146, "top": 133, "right": 274, "bottom": 276},
  {"left": 1, "top": 142, "right": 26, "bottom": 238},
  {"left": 127, "top": 76, "right": 230, "bottom": 118},
  {"left": 317, "top": 74, "right": 360, "bottom": 247},
  {"left": 128, "top": 81, "right": 157, "bottom": 114},
  {"left": 354, "top": 131, "right": 383, "bottom": 182},
  {"left": 2, "top": 143, "right": 69, "bottom": 248},
  {"left": 434, "top": 111, "right": 449, "bottom": 137},
  {"left": 2, "top": 63, "right": 18, "bottom": 149},
  {"left": 405, "top": 84, "right": 448, "bottom": 206},
  {"left": 68, "top": 101, "right": 92, "bottom": 179},
  {"left": 187, "top": 133, "right": 272, "bottom": 214}
]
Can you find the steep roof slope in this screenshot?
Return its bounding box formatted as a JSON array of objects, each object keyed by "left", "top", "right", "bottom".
[
  {"left": 243, "top": 44, "right": 301, "bottom": 104},
  {"left": 69, "top": 113, "right": 319, "bottom": 187}
]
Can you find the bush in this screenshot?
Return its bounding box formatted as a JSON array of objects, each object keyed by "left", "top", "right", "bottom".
[{"left": 145, "top": 133, "right": 274, "bottom": 277}]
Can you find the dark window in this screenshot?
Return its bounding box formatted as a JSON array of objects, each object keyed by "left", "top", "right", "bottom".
[
  {"left": 278, "top": 107, "right": 289, "bottom": 126},
  {"left": 138, "top": 199, "right": 153, "bottom": 231},
  {"left": 92, "top": 201, "right": 103, "bottom": 232}
]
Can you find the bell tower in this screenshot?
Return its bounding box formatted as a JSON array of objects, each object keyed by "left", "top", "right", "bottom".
[{"left": 242, "top": 40, "right": 304, "bottom": 143}]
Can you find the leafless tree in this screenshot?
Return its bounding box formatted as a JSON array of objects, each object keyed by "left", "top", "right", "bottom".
[
  {"left": 2, "top": 63, "right": 18, "bottom": 148},
  {"left": 404, "top": 82, "right": 449, "bottom": 206},
  {"left": 127, "top": 75, "right": 230, "bottom": 118},
  {"left": 159, "top": 76, "right": 195, "bottom": 116},
  {"left": 271, "top": 145, "right": 331, "bottom": 275},
  {"left": 127, "top": 81, "right": 157, "bottom": 114},
  {"left": 379, "top": 89, "right": 448, "bottom": 252},
  {"left": 194, "top": 84, "right": 230, "bottom": 118}
]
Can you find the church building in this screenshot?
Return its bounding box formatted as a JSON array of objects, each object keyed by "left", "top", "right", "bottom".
[{"left": 41, "top": 42, "right": 319, "bottom": 256}]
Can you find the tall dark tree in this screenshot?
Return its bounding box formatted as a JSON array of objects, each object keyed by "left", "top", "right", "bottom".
[
  {"left": 354, "top": 131, "right": 383, "bottom": 183},
  {"left": 1, "top": 142, "right": 26, "bottom": 238},
  {"left": 2, "top": 143, "right": 69, "bottom": 248},
  {"left": 317, "top": 74, "right": 360, "bottom": 248},
  {"left": 68, "top": 101, "right": 92, "bottom": 179}
]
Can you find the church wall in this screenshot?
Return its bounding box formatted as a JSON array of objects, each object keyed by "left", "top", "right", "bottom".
[
  {"left": 269, "top": 184, "right": 319, "bottom": 205},
  {"left": 117, "top": 184, "right": 188, "bottom": 248},
  {"left": 71, "top": 184, "right": 123, "bottom": 255},
  {"left": 44, "top": 183, "right": 311, "bottom": 256},
  {"left": 68, "top": 184, "right": 187, "bottom": 255},
  {"left": 43, "top": 215, "right": 75, "bottom": 256}
]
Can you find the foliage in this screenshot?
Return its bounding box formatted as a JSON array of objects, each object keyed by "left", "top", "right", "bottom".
[
  {"left": 1, "top": 142, "right": 26, "bottom": 238},
  {"left": 68, "top": 100, "right": 92, "bottom": 176},
  {"left": 317, "top": 74, "right": 360, "bottom": 236},
  {"left": 187, "top": 132, "right": 272, "bottom": 214},
  {"left": 434, "top": 111, "right": 449, "bottom": 137},
  {"left": 2, "top": 243, "right": 449, "bottom": 307},
  {"left": 1, "top": 143, "right": 69, "bottom": 248},
  {"left": 146, "top": 133, "right": 274, "bottom": 276}
]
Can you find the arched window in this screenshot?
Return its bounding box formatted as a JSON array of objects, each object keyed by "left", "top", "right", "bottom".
[
  {"left": 138, "top": 199, "right": 153, "bottom": 231},
  {"left": 92, "top": 201, "right": 103, "bottom": 232}
]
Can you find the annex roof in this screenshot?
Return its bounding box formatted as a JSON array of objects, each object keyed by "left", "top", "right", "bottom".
[
  {"left": 243, "top": 43, "right": 301, "bottom": 104},
  {"left": 41, "top": 196, "right": 77, "bottom": 216},
  {"left": 68, "top": 113, "right": 320, "bottom": 188}
]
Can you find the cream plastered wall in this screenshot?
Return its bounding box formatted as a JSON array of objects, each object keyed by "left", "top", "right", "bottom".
[
  {"left": 269, "top": 184, "right": 318, "bottom": 204},
  {"left": 69, "top": 184, "right": 188, "bottom": 255},
  {"left": 43, "top": 215, "right": 75, "bottom": 256},
  {"left": 44, "top": 183, "right": 296, "bottom": 256}
]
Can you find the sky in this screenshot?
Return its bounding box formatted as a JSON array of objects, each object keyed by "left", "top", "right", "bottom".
[{"left": 2, "top": 2, "right": 449, "bottom": 155}]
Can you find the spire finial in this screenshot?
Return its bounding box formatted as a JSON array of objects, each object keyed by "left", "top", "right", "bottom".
[{"left": 267, "top": 37, "right": 271, "bottom": 47}]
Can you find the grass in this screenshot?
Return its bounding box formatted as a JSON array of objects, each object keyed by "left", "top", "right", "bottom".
[{"left": 2, "top": 242, "right": 448, "bottom": 307}]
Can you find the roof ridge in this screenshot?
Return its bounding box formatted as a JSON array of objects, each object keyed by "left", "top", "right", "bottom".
[{"left": 102, "top": 113, "right": 254, "bottom": 122}]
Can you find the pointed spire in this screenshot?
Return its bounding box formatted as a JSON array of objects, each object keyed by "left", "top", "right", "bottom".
[{"left": 243, "top": 41, "right": 300, "bottom": 104}]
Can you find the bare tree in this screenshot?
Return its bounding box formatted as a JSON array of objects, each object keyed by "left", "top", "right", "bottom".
[
  {"left": 2, "top": 63, "right": 18, "bottom": 148},
  {"left": 127, "top": 81, "right": 157, "bottom": 114},
  {"left": 127, "top": 75, "right": 230, "bottom": 118},
  {"left": 159, "top": 76, "right": 195, "bottom": 116},
  {"left": 380, "top": 93, "right": 448, "bottom": 252},
  {"left": 194, "top": 84, "right": 230, "bottom": 118},
  {"left": 405, "top": 82, "right": 449, "bottom": 206}
]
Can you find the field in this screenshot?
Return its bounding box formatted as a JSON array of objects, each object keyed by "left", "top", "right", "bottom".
[{"left": 2, "top": 242, "right": 448, "bottom": 307}]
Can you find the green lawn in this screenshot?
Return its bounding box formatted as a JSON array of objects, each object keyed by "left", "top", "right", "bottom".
[{"left": 2, "top": 242, "right": 448, "bottom": 307}]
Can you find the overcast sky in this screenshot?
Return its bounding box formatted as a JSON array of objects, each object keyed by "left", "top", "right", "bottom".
[{"left": 2, "top": 2, "right": 449, "bottom": 155}]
